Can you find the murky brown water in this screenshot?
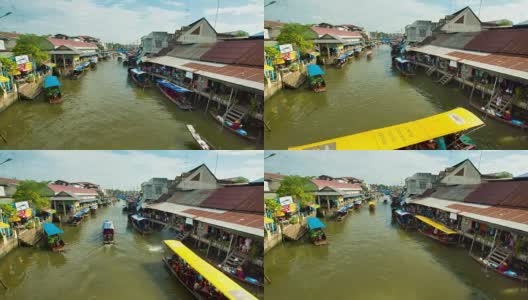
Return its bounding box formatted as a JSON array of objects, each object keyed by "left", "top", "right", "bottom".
[{"left": 264, "top": 45, "right": 528, "bottom": 149}]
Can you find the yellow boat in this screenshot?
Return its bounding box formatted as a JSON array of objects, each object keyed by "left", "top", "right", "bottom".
[
  {"left": 368, "top": 201, "right": 376, "bottom": 210},
  {"left": 289, "top": 108, "right": 484, "bottom": 150},
  {"left": 163, "top": 240, "right": 258, "bottom": 300},
  {"left": 415, "top": 215, "right": 458, "bottom": 245}
]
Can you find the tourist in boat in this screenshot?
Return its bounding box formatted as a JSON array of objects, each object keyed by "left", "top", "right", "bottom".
[
  {"left": 231, "top": 120, "right": 241, "bottom": 130},
  {"left": 497, "top": 262, "right": 509, "bottom": 273}
]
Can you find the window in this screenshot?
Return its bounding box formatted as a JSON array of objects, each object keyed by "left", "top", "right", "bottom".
[
  {"left": 455, "top": 15, "right": 465, "bottom": 24},
  {"left": 419, "top": 181, "right": 427, "bottom": 189},
  {"left": 190, "top": 173, "right": 201, "bottom": 181},
  {"left": 191, "top": 26, "right": 201, "bottom": 35},
  {"left": 155, "top": 186, "right": 162, "bottom": 194},
  {"left": 155, "top": 40, "right": 162, "bottom": 48},
  {"left": 454, "top": 168, "right": 465, "bottom": 176},
  {"left": 419, "top": 29, "right": 426, "bottom": 37}
]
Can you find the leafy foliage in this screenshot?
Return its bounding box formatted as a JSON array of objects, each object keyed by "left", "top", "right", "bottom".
[
  {"left": 234, "top": 31, "right": 249, "bottom": 37},
  {"left": 265, "top": 198, "right": 281, "bottom": 214},
  {"left": 276, "top": 175, "right": 315, "bottom": 207},
  {"left": 0, "top": 56, "right": 16, "bottom": 72},
  {"left": 0, "top": 203, "right": 16, "bottom": 217},
  {"left": 265, "top": 46, "right": 280, "bottom": 58},
  {"left": 276, "top": 23, "right": 316, "bottom": 53},
  {"left": 12, "top": 34, "right": 49, "bottom": 64},
  {"left": 495, "top": 172, "right": 513, "bottom": 179},
  {"left": 12, "top": 180, "right": 51, "bottom": 211}
]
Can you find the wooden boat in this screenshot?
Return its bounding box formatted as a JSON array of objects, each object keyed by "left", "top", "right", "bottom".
[
  {"left": 392, "top": 209, "right": 417, "bottom": 230},
  {"left": 186, "top": 124, "right": 214, "bottom": 150},
  {"left": 394, "top": 57, "right": 416, "bottom": 76},
  {"left": 333, "top": 54, "right": 348, "bottom": 68},
  {"left": 307, "top": 217, "right": 328, "bottom": 246},
  {"left": 335, "top": 206, "right": 348, "bottom": 221},
  {"left": 117, "top": 56, "right": 123, "bottom": 61},
  {"left": 415, "top": 215, "right": 458, "bottom": 245},
  {"left": 156, "top": 79, "right": 193, "bottom": 110},
  {"left": 69, "top": 66, "right": 84, "bottom": 80},
  {"left": 129, "top": 214, "right": 153, "bottom": 235},
  {"left": 354, "top": 47, "right": 362, "bottom": 56},
  {"left": 289, "top": 108, "right": 484, "bottom": 150},
  {"left": 43, "top": 75, "right": 63, "bottom": 104},
  {"left": 163, "top": 240, "right": 257, "bottom": 299},
  {"left": 307, "top": 64, "right": 326, "bottom": 92},
  {"left": 469, "top": 101, "right": 528, "bottom": 130},
  {"left": 128, "top": 68, "right": 150, "bottom": 88},
  {"left": 353, "top": 200, "right": 362, "bottom": 209},
  {"left": 102, "top": 220, "right": 115, "bottom": 244},
  {"left": 90, "top": 204, "right": 98, "bottom": 214},
  {"left": 209, "top": 111, "right": 257, "bottom": 142},
  {"left": 42, "top": 223, "right": 65, "bottom": 252},
  {"left": 470, "top": 253, "right": 528, "bottom": 282},
  {"left": 366, "top": 51, "right": 373, "bottom": 58}
]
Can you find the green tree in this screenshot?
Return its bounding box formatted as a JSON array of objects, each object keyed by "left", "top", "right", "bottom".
[
  {"left": 0, "top": 203, "right": 16, "bottom": 218},
  {"left": 497, "top": 20, "right": 513, "bottom": 26},
  {"left": 265, "top": 46, "right": 280, "bottom": 59},
  {"left": 265, "top": 198, "right": 281, "bottom": 214},
  {"left": 276, "top": 175, "right": 315, "bottom": 207},
  {"left": 13, "top": 34, "right": 50, "bottom": 64},
  {"left": 495, "top": 172, "right": 513, "bottom": 179},
  {"left": 12, "top": 180, "right": 51, "bottom": 212},
  {"left": 0, "top": 56, "right": 16, "bottom": 73},
  {"left": 235, "top": 31, "right": 249, "bottom": 37},
  {"left": 232, "top": 177, "right": 249, "bottom": 183},
  {"left": 276, "top": 23, "right": 316, "bottom": 53}
]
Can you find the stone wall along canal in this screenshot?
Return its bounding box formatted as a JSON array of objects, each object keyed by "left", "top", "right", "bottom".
[
  {"left": 0, "top": 204, "right": 193, "bottom": 300},
  {"left": 264, "top": 45, "right": 528, "bottom": 150},
  {"left": 0, "top": 59, "right": 257, "bottom": 150},
  {"left": 264, "top": 201, "right": 528, "bottom": 300}
]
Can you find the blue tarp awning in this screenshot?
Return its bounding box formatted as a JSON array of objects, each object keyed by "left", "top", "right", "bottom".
[
  {"left": 74, "top": 66, "right": 84, "bottom": 72},
  {"left": 337, "top": 207, "right": 348, "bottom": 213},
  {"left": 307, "top": 64, "right": 325, "bottom": 77},
  {"left": 73, "top": 212, "right": 83, "bottom": 218},
  {"left": 337, "top": 54, "right": 348, "bottom": 61},
  {"left": 42, "top": 223, "right": 64, "bottom": 236},
  {"left": 307, "top": 217, "right": 326, "bottom": 230},
  {"left": 44, "top": 76, "right": 61, "bottom": 89},
  {"left": 395, "top": 57, "right": 410, "bottom": 64},
  {"left": 130, "top": 68, "right": 147, "bottom": 75},
  {"left": 80, "top": 208, "right": 90, "bottom": 214},
  {"left": 344, "top": 194, "right": 363, "bottom": 199},
  {"left": 81, "top": 62, "right": 90, "bottom": 68},
  {"left": 156, "top": 79, "right": 191, "bottom": 93}
]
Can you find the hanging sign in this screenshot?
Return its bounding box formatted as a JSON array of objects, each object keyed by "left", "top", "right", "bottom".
[
  {"left": 185, "top": 71, "right": 193, "bottom": 79},
  {"left": 15, "top": 55, "right": 29, "bottom": 65},
  {"left": 449, "top": 212, "right": 458, "bottom": 220},
  {"left": 279, "top": 44, "right": 293, "bottom": 54},
  {"left": 279, "top": 196, "right": 293, "bottom": 206},
  {"left": 185, "top": 217, "right": 193, "bottom": 225},
  {"left": 15, "top": 201, "right": 29, "bottom": 211},
  {"left": 449, "top": 60, "right": 457, "bottom": 68}
]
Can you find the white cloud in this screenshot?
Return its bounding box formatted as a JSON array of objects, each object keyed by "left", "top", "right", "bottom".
[
  {"left": 160, "top": 0, "right": 183, "bottom": 7},
  {"left": 205, "top": 0, "right": 263, "bottom": 17}
]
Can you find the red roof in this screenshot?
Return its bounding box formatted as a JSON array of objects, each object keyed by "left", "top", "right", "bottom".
[
  {"left": 464, "top": 28, "right": 528, "bottom": 56},
  {"left": 448, "top": 51, "right": 528, "bottom": 73},
  {"left": 0, "top": 32, "right": 20, "bottom": 39},
  {"left": 199, "top": 184, "right": 263, "bottom": 213},
  {"left": 183, "top": 208, "right": 263, "bottom": 229},
  {"left": 183, "top": 62, "right": 262, "bottom": 83},
  {"left": 48, "top": 184, "right": 98, "bottom": 195},
  {"left": 311, "top": 26, "right": 362, "bottom": 38},
  {"left": 47, "top": 37, "right": 98, "bottom": 49},
  {"left": 464, "top": 181, "right": 528, "bottom": 209},
  {"left": 0, "top": 177, "right": 20, "bottom": 184},
  {"left": 312, "top": 179, "right": 362, "bottom": 190},
  {"left": 448, "top": 204, "right": 528, "bottom": 225},
  {"left": 199, "top": 39, "right": 263, "bottom": 67},
  {"left": 264, "top": 172, "right": 285, "bottom": 180}
]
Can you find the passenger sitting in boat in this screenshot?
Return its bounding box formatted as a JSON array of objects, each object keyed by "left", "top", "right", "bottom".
[
  {"left": 236, "top": 266, "right": 245, "bottom": 279},
  {"left": 231, "top": 120, "right": 241, "bottom": 130},
  {"left": 503, "top": 110, "right": 512, "bottom": 121},
  {"left": 497, "top": 262, "right": 509, "bottom": 273}
]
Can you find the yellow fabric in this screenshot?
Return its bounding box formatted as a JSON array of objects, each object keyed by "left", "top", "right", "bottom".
[
  {"left": 0, "top": 222, "right": 10, "bottom": 229},
  {"left": 416, "top": 215, "right": 457, "bottom": 234},
  {"left": 289, "top": 108, "right": 484, "bottom": 150},
  {"left": 265, "top": 217, "right": 274, "bottom": 224},
  {"left": 9, "top": 216, "right": 20, "bottom": 222},
  {"left": 8, "top": 70, "right": 20, "bottom": 75},
  {"left": 368, "top": 201, "right": 376, "bottom": 207},
  {"left": 264, "top": 64, "right": 274, "bottom": 71},
  {"left": 164, "top": 240, "right": 257, "bottom": 300},
  {"left": 273, "top": 211, "right": 285, "bottom": 217},
  {"left": 308, "top": 204, "right": 321, "bottom": 208},
  {"left": 25, "top": 62, "right": 33, "bottom": 71},
  {"left": 0, "top": 76, "right": 9, "bottom": 83}
]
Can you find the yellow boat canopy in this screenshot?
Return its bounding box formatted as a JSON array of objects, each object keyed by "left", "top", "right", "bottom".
[
  {"left": 164, "top": 240, "right": 258, "bottom": 300},
  {"left": 289, "top": 108, "right": 484, "bottom": 150},
  {"left": 416, "top": 215, "right": 457, "bottom": 234}
]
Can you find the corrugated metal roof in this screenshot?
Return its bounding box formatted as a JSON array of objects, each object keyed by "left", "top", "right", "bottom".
[
  {"left": 199, "top": 185, "right": 263, "bottom": 213},
  {"left": 464, "top": 28, "right": 528, "bottom": 56},
  {"left": 429, "top": 185, "right": 480, "bottom": 201},
  {"left": 166, "top": 189, "right": 215, "bottom": 206},
  {"left": 183, "top": 208, "right": 263, "bottom": 230},
  {"left": 200, "top": 39, "right": 263, "bottom": 67},
  {"left": 167, "top": 43, "right": 216, "bottom": 60},
  {"left": 448, "top": 51, "right": 528, "bottom": 73},
  {"left": 465, "top": 181, "right": 528, "bottom": 208},
  {"left": 448, "top": 203, "right": 528, "bottom": 232},
  {"left": 430, "top": 32, "right": 479, "bottom": 50}
]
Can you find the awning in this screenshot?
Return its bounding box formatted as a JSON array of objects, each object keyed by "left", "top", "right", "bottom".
[
  {"left": 164, "top": 240, "right": 257, "bottom": 300},
  {"left": 416, "top": 215, "right": 457, "bottom": 234},
  {"left": 42, "top": 223, "right": 64, "bottom": 236},
  {"left": 307, "top": 64, "right": 325, "bottom": 77},
  {"left": 44, "top": 76, "right": 61, "bottom": 89},
  {"left": 9, "top": 216, "right": 20, "bottom": 222},
  {"left": 394, "top": 209, "right": 412, "bottom": 217},
  {"left": 308, "top": 204, "right": 320, "bottom": 209},
  {"left": 102, "top": 220, "right": 114, "bottom": 230},
  {"left": 307, "top": 217, "right": 326, "bottom": 230},
  {"left": 42, "top": 208, "right": 56, "bottom": 214},
  {"left": 130, "top": 68, "right": 147, "bottom": 75},
  {"left": 156, "top": 79, "right": 191, "bottom": 93},
  {"left": 395, "top": 57, "right": 410, "bottom": 64},
  {"left": 130, "top": 214, "right": 146, "bottom": 222},
  {"left": 74, "top": 66, "right": 84, "bottom": 72}
]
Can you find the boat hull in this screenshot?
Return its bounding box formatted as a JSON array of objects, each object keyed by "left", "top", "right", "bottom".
[
  {"left": 158, "top": 84, "right": 193, "bottom": 110},
  {"left": 470, "top": 253, "right": 528, "bottom": 282},
  {"left": 209, "top": 111, "right": 257, "bottom": 141}
]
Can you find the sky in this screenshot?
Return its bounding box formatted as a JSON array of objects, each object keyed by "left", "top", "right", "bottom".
[
  {"left": 264, "top": 150, "right": 528, "bottom": 185},
  {"left": 265, "top": 0, "right": 528, "bottom": 33},
  {"left": 0, "top": 0, "right": 263, "bottom": 43},
  {"left": 0, "top": 150, "right": 263, "bottom": 190}
]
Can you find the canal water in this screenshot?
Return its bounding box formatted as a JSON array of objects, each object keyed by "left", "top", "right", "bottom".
[
  {"left": 0, "top": 59, "right": 257, "bottom": 150},
  {"left": 264, "top": 45, "right": 528, "bottom": 150},
  {"left": 0, "top": 204, "right": 194, "bottom": 300},
  {"left": 264, "top": 201, "right": 528, "bottom": 300}
]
